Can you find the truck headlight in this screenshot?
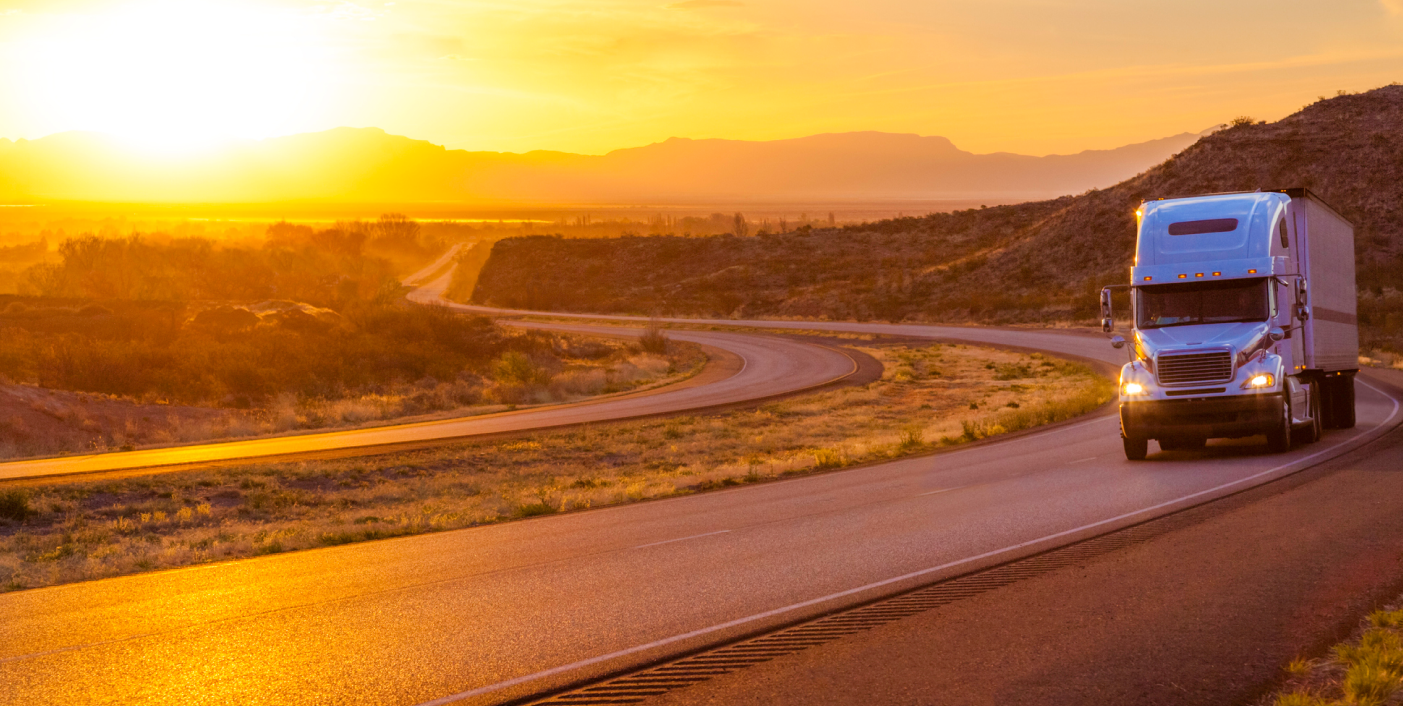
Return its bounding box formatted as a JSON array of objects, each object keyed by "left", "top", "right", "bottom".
[
  {"left": 1242, "top": 373, "right": 1274, "bottom": 389},
  {"left": 1123, "top": 382, "right": 1147, "bottom": 395}
]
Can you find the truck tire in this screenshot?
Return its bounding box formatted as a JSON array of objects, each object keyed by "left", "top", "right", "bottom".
[
  {"left": 1123, "top": 435, "right": 1148, "bottom": 461},
  {"left": 1266, "top": 395, "right": 1292, "bottom": 453}
]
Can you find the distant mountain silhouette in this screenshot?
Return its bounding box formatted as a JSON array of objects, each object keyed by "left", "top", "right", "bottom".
[{"left": 0, "top": 127, "right": 1207, "bottom": 204}]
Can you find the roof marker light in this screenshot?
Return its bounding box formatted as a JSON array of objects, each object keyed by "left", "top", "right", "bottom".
[
  {"left": 1248, "top": 269, "right": 1257, "bottom": 274},
  {"left": 1143, "top": 276, "right": 1152, "bottom": 281},
  {"left": 1195, "top": 273, "right": 1204, "bottom": 277},
  {"left": 1213, "top": 271, "right": 1221, "bottom": 276},
  {"left": 1178, "top": 274, "right": 1187, "bottom": 279}
]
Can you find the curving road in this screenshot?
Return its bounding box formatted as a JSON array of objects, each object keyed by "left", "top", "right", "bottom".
[
  {"left": 0, "top": 325, "right": 855, "bottom": 481},
  {"left": 1, "top": 263, "right": 1399, "bottom": 706}
]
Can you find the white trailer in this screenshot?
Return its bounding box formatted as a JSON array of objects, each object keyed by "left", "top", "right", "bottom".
[{"left": 1101, "top": 188, "right": 1358, "bottom": 460}]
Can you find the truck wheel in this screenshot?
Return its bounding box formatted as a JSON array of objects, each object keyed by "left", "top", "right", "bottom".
[
  {"left": 1123, "top": 436, "right": 1148, "bottom": 460},
  {"left": 1266, "top": 395, "right": 1292, "bottom": 453}
]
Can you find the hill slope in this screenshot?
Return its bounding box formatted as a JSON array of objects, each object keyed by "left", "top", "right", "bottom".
[
  {"left": 470, "top": 85, "right": 1403, "bottom": 349},
  {"left": 0, "top": 128, "right": 1202, "bottom": 204}
]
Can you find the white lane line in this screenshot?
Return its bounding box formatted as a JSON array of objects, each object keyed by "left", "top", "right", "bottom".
[
  {"left": 1068, "top": 457, "right": 1098, "bottom": 464},
  {"left": 415, "top": 382, "right": 1400, "bottom": 706},
  {"left": 918, "top": 486, "right": 967, "bottom": 496},
  {"left": 633, "top": 530, "right": 730, "bottom": 549}
]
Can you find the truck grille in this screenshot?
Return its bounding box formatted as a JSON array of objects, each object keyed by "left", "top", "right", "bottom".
[{"left": 1157, "top": 351, "right": 1233, "bottom": 386}]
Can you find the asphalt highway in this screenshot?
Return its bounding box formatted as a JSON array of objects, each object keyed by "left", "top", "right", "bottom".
[{"left": 4, "top": 267, "right": 1397, "bottom": 706}]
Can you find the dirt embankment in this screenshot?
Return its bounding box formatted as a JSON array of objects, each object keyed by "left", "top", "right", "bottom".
[{"left": 0, "top": 385, "right": 236, "bottom": 459}]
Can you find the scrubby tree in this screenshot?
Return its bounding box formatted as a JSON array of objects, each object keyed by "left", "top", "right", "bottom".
[{"left": 733, "top": 213, "right": 749, "bottom": 238}]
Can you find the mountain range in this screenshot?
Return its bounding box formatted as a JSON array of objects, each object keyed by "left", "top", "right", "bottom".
[
  {"left": 469, "top": 84, "right": 1403, "bottom": 352},
  {"left": 0, "top": 127, "right": 1208, "bottom": 204}
]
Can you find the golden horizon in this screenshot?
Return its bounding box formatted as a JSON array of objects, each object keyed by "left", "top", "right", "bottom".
[{"left": 0, "top": 0, "right": 1400, "bottom": 160}]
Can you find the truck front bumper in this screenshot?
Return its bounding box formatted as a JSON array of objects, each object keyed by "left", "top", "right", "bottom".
[{"left": 1120, "top": 393, "right": 1284, "bottom": 440}]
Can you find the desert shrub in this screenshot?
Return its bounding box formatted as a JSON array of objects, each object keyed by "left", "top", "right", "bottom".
[
  {"left": 898, "top": 424, "right": 924, "bottom": 450},
  {"left": 0, "top": 490, "right": 32, "bottom": 521},
  {"left": 0, "top": 300, "right": 557, "bottom": 406},
  {"left": 639, "top": 323, "right": 669, "bottom": 354},
  {"left": 491, "top": 352, "right": 551, "bottom": 387}
]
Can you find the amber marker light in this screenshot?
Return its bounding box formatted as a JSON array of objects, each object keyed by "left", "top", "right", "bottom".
[
  {"left": 1178, "top": 274, "right": 1187, "bottom": 279},
  {"left": 1213, "top": 271, "right": 1221, "bottom": 276},
  {"left": 1248, "top": 269, "right": 1258, "bottom": 274},
  {"left": 1195, "top": 273, "right": 1204, "bottom": 277},
  {"left": 1143, "top": 276, "right": 1152, "bottom": 281}
]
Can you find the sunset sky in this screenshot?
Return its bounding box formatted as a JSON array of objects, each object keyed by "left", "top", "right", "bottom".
[{"left": 2, "top": 0, "right": 1401, "bottom": 156}]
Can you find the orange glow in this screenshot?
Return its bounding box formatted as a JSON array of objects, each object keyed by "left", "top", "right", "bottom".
[{"left": 2, "top": 1, "right": 1402, "bottom": 160}]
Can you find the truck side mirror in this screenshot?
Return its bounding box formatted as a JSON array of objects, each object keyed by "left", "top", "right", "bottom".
[
  {"left": 1269, "top": 327, "right": 1285, "bottom": 342},
  {"left": 1296, "top": 304, "right": 1310, "bottom": 321},
  {"left": 1110, "top": 335, "right": 1126, "bottom": 349},
  {"left": 1100, "top": 289, "right": 1114, "bottom": 333}
]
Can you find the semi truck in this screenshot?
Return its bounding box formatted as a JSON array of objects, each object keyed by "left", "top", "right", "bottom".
[{"left": 1100, "top": 188, "right": 1359, "bottom": 460}]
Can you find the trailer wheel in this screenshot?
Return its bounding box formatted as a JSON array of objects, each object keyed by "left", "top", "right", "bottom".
[
  {"left": 1266, "top": 395, "right": 1292, "bottom": 453},
  {"left": 1123, "top": 435, "right": 1148, "bottom": 461}
]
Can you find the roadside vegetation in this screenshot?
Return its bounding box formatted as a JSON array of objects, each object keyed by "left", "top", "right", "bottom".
[
  {"left": 0, "top": 217, "right": 704, "bottom": 460},
  {"left": 1267, "top": 605, "right": 1403, "bottom": 706},
  {"left": 0, "top": 342, "right": 1112, "bottom": 591}
]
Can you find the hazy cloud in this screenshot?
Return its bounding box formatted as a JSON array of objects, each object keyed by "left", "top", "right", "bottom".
[
  {"left": 1384, "top": 0, "right": 1403, "bottom": 14},
  {"left": 669, "top": 1, "right": 743, "bottom": 9}
]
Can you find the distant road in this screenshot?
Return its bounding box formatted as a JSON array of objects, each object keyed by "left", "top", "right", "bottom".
[{"left": 410, "top": 265, "right": 1125, "bottom": 368}]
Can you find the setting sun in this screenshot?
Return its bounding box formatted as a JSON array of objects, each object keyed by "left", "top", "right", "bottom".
[{"left": 15, "top": 0, "right": 340, "bottom": 152}]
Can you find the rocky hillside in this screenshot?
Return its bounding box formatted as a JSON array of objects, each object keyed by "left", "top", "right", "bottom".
[{"left": 470, "top": 85, "right": 1403, "bottom": 349}]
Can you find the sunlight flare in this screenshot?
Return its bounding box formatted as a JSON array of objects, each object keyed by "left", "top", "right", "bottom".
[{"left": 18, "top": 0, "right": 341, "bottom": 154}]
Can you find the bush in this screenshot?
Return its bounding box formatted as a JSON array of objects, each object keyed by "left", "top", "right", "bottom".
[
  {"left": 898, "top": 424, "right": 924, "bottom": 450},
  {"left": 639, "top": 323, "right": 669, "bottom": 354},
  {"left": 0, "top": 490, "right": 32, "bottom": 521},
  {"left": 491, "top": 352, "right": 551, "bottom": 387}
]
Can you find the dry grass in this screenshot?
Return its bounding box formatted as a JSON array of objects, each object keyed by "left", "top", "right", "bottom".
[
  {"left": 1265, "top": 606, "right": 1403, "bottom": 706},
  {"left": 0, "top": 343, "right": 1112, "bottom": 592}
]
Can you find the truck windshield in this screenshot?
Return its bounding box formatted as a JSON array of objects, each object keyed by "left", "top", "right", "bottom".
[{"left": 1136, "top": 277, "right": 1270, "bottom": 329}]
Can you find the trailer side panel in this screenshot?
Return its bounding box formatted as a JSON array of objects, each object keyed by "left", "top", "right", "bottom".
[{"left": 1294, "top": 194, "right": 1358, "bottom": 372}]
